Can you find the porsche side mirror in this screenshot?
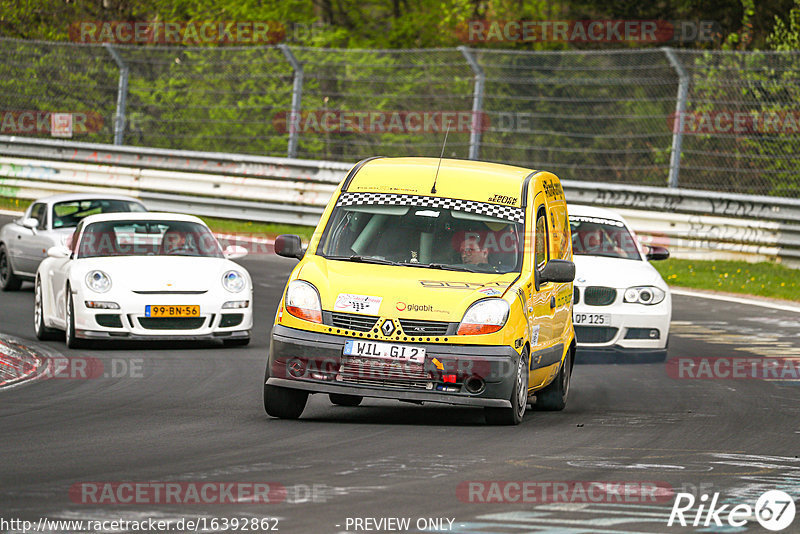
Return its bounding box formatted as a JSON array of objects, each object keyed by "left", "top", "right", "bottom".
[
  {"left": 21, "top": 217, "right": 39, "bottom": 231},
  {"left": 646, "top": 246, "right": 670, "bottom": 261},
  {"left": 47, "top": 245, "right": 71, "bottom": 259},
  {"left": 223, "top": 245, "right": 248, "bottom": 260},
  {"left": 274, "top": 234, "right": 305, "bottom": 260}
]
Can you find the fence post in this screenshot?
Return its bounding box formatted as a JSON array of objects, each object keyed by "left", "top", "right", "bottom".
[
  {"left": 279, "top": 44, "right": 304, "bottom": 159},
  {"left": 663, "top": 47, "right": 689, "bottom": 189},
  {"left": 103, "top": 44, "right": 129, "bottom": 146},
  {"left": 458, "top": 46, "right": 485, "bottom": 161}
]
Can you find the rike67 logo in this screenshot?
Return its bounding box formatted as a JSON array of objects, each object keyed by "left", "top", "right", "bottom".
[{"left": 668, "top": 490, "right": 796, "bottom": 531}]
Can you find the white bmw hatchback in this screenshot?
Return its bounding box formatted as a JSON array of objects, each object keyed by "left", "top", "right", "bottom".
[
  {"left": 569, "top": 205, "right": 671, "bottom": 361},
  {"left": 34, "top": 213, "right": 253, "bottom": 348}
]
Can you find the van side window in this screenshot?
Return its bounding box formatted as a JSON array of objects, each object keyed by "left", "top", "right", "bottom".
[{"left": 534, "top": 207, "right": 548, "bottom": 270}]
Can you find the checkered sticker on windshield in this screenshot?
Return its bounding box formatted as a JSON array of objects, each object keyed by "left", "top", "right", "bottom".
[{"left": 336, "top": 193, "right": 524, "bottom": 223}]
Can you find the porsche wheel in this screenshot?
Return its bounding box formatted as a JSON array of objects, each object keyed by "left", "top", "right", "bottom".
[
  {"left": 65, "top": 290, "right": 86, "bottom": 349},
  {"left": 0, "top": 244, "right": 22, "bottom": 291},
  {"left": 34, "top": 277, "right": 59, "bottom": 340}
]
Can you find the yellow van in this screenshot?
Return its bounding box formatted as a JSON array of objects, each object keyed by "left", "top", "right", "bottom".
[{"left": 266, "top": 157, "right": 575, "bottom": 424}]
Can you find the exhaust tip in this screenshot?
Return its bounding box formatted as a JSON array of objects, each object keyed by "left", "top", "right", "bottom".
[{"left": 464, "top": 375, "right": 485, "bottom": 394}]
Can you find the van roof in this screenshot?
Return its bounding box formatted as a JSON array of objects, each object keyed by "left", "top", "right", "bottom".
[{"left": 347, "top": 157, "right": 534, "bottom": 208}]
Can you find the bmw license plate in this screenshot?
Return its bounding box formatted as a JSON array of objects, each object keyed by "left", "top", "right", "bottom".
[
  {"left": 145, "top": 305, "right": 200, "bottom": 318},
  {"left": 573, "top": 313, "right": 611, "bottom": 325},
  {"left": 343, "top": 340, "right": 425, "bottom": 362}
]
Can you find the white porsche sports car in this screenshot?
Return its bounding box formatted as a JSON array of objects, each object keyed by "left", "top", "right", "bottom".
[
  {"left": 569, "top": 205, "right": 671, "bottom": 361},
  {"left": 34, "top": 213, "right": 253, "bottom": 348}
]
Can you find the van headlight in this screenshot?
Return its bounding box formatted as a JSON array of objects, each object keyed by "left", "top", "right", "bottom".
[
  {"left": 222, "top": 270, "right": 245, "bottom": 292},
  {"left": 285, "top": 280, "right": 322, "bottom": 324},
  {"left": 623, "top": 286, "right": 666, "bottom": 305},
  {"left": 457, "top": 299, "right": 509, "bottom": 335},
  {"left": 85, "top": 270, "right": 111, "bottom": 293}
]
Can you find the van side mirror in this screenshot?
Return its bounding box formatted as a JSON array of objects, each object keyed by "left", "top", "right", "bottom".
[
  {"left": 274, "top": 234, "right": 304, "bottom": 260},
  {"left": 539, "top": 259, "right": 575, "bottom": 286},
  {"left": 646, "top": 245, "right": 670, "bottom": 261}
]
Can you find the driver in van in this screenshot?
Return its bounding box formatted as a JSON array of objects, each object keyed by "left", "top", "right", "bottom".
[{"left": 459, "top": 235, "right": 489, "bottom": 265}]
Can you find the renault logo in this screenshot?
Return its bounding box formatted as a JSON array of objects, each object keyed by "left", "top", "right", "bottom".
[{"left": 381, "top": 319, "right": 395, "bottom": 336}]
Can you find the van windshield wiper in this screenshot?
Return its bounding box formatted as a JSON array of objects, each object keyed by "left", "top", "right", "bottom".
[
  {"left": 394, "top": 262, "right": 472, "bottom": 272},
  {"left": 325, "top": 255, "right": 397, "bottom": 265}
]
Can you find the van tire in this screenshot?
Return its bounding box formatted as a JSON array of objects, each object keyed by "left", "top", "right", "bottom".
[
  {"left": 484, "top": 350, "right": 528, "bottom": 425},
  {"left": 264, "top": 383, "right": 308, "bottom": 419},
  {"left": 329, "top": 393, "right": 362, "bottom": 406},
  {"left": 535, "top": 346, "right": 572, "bottom": 411}
]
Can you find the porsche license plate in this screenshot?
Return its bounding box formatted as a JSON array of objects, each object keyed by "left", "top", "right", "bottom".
[
  {"left": 145, "top": 305, "right": 200, "bottom": 318},
  {"left": 343, "top": 340, "right": 425, "bottom": 362}
]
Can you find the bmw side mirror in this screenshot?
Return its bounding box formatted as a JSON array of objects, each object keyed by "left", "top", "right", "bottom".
[
  {"left": 646, "top": 246, "right": 670, "bottom": 261},
  {"left": 539, "top": 259, "right": 576, "bottom": 285},
  {"left": 274, "top": 234, "right": 304, "bottom": 260}
]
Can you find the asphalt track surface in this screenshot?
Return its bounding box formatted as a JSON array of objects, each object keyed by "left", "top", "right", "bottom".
[{"left": 2, "top": 214, "right": 800, "bottom": 534}]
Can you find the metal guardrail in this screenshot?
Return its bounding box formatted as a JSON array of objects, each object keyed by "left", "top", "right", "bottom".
[{"left": 1, "top": 135, "right": 799, "bottom": 266}]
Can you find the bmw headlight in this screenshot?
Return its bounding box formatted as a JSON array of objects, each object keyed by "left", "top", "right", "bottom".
[
  {"left": 457, "top": 299, "right": 509, "bottom": 335},
  {"left": 85, "top": 270, "right": 111, "bottom": 293},
  {"left": 623, "top": 286, "right": 666, "bottom": 305},
  {"left": 222, "top": 270, "right": 246, "bottom": 293},
  {"left": 285, "top": 280, "right": 322, "bottom": 324}
]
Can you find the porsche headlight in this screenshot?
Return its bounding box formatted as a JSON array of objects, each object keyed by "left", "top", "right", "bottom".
[
  {"left": 457, "top": 299, "right": 509, "bottom": 335},
  {"left": 285, "top": 280, "right": 322, "bottom": 324},
  {"left": 623, "top": 286, "right": 665, "bottom": 305},
  {"left": 85, "top": 270, "right": 111, "bottom": 293},
  {"left": 222, "top": 270, "right": 246, "bottom": 293}
]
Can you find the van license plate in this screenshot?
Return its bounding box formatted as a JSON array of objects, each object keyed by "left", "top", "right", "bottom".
[{"left": 343, "top": 340, "right": 425, "bottom": 362}]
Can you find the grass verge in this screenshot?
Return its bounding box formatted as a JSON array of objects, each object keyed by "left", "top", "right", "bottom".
[{"left": 652, "top": 258, "right": 800, "bottom": 302}]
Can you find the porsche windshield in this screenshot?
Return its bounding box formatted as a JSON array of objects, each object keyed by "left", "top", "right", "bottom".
[
  {"left": 570, "top": 215, "right": 641, "bottom": 260},
  {"left": 77, "top": 220, "right": 223, "bottom": 258},
  {"left": 52, "top": 199, "right": 146, "bottom": 229},
  {"left": 320, "top": 200, "right": 523, "bottom": 273}
]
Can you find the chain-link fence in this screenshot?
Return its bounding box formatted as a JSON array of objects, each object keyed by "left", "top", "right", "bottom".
[{"left": 1, "top": 37, "right": 799, "bottom": 197}]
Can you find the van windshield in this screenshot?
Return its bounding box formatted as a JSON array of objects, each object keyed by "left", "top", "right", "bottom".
[{"left": 320, "top": 194, "right": 524, "bottom": 273}]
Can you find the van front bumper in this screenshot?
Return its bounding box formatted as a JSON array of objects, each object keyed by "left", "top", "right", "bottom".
[{"left": 267, "top": 325, "right": 521, "bottom": 408}]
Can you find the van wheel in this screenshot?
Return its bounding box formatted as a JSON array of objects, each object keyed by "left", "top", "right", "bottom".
[
  {"left": 0, "top": 244, "right": 22, "bottom": 291},
  {"left": 329, "top": 393, "right": 362, "bottom": 406},
  {"left": 484, "top": 350, "right": 528, "bottom": 425},
  {"left": 34, "top": 277, "right": 59, "bottom": 340},
  {"left": 535, "top": 347, "right": 572, "bottom": 411},
  {"left": 263, "top": 374, "right": 308, "bottom": 419}
]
